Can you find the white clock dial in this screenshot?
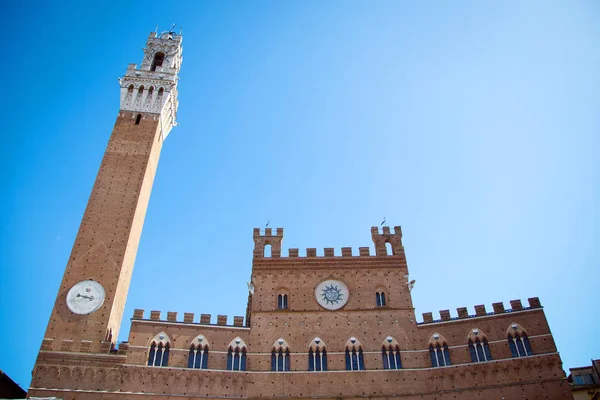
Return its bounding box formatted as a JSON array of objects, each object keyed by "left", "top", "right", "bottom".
[
  {"left": 315, "top": 279, "right": 349, "bottom": 310},
  {"left": 66, "top": 280, "right": 105, "bottom": 315}
]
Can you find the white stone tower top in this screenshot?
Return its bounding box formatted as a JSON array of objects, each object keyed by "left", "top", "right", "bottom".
[{"left": 119, "top": 30, "right": 183, "bottom": 139}]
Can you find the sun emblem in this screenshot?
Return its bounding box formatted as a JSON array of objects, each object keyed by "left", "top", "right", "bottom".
[
  {"left": 321, "top": 284, "right": 343, "bottom": 305},
  {"left": 315, "top": 279, "right": 349, "bottom": 310}
]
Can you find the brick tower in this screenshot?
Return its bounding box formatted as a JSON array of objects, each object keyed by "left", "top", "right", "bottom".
[{"left": 38, "top": 31, "right": 182, "bottom": 354}]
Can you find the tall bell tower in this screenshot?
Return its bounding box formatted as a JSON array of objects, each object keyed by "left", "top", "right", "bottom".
[{"left": 40, "top": 31, "right": 182, "bottom": 353}]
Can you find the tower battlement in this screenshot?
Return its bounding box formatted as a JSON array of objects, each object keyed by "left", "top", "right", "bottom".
[{"left": 253, "top": 226, "right": 406, "bottom": 260}]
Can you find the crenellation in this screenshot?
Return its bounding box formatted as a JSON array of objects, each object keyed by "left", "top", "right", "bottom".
[
  {"left": 510, "top": 299, "right": 523, "bottom": 311},
  {"left": 528, "top": 297, "right": 542, "bottom": 308},
  {"left": 423, "top": 312, "right": 434, "bottom": 323},
  {"left": 306, "top": 248, "right": 317, "bottom": 257},
  {"left": 359, "top": 247, "right": 370, "bottom": 256},
  {"left": 60, "top": 339, "right": 74, "bottom": 352},
  {"left": 217, "top": 315, "right": 227, "bottom": 325},
  {"left": 133, "top": 309, "right": 144, "bottom": 319},
  {"left": 324, "top": 247, "right": 335, "bottom": 257},
  {"left": 166, "top": 311, "right": 177, "bottom": 321},
  {"left": 200, "top": 314, "right": 211, "bottom": 324},
  {"left": 80, "top": 340, "right": 92, "bottom": 353},
  {"left": 420, "top": 298, "right": 545, "bottom": 324},
  {"left": 289, "top": 248, "right": 299, "bottom": 257},
  {"left": 233, "top": 316, "right": 244, "bottom": 327},
  {"left": 117, "top": 342, "right": 129, "bottom": 355},
  {"left": 474, "top": 304, "right": 487, "bottom": 316},
  {"left": 341, "top": 247, "right": 352, "bottom": 257},
  {"left": 492, "top": 302, "right": 505, "bottom": 313},
  {"left": 440, "top": 309, "right": 451, "bottom": 321},
  {"left": 183, "top": 312, "right": 194, "bottom": 323},
  {"left": 150, "top": 310, "right": 161, "bottom": 320}
]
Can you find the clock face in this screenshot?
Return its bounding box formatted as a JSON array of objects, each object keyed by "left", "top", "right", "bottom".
[
  {"left": 315, "top": 279, "right": 349, "bottom": 310},
  {"left": 66, "top": 280, "right": 105, "bottom": 315}
]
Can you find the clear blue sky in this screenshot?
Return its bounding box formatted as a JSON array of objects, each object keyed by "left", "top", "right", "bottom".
[{"left": 1, "top": 0, "right": 599, "bottom": 390}]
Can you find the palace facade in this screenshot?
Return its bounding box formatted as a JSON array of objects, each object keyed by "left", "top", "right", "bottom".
[{"left": 29, "top": 31, "right": 572, "bottom": 400}]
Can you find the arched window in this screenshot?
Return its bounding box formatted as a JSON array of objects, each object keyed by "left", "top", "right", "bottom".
[
  {"left": 151, "top": 52, "right": 165, "bottom": 72},
  {"left": 147, "top": 332, "right": 170, "bottom": 367},
  {"left": 385, "top": 242, "right": 394, "bottom": 255},
  {"left": 271, "top": 338, "right": 290, "bottom": 372},
  {"left": 376, "top": 291, "right": 387, "bottom": 307},
  {"left": 428, "top": 333, "right": 451, "bottom": 367},
  {"left": 226, "top": 337, "right": 247, "bottom": 371},
  {"left": 135, "top": 114, "right": 141, "bottom": 125},
  {"left": 507, "top": 323, "right": 533, "bottom": 358},
  {"left": 187, "top": 335, "right": 209, "bottom": 369},
  {"left": 429, "top": 344, "right": 451, "bottom": 367},
  {"left": 344, "top": 338, "right": 365, "bottom": 371},
  {"left": 127, "top": 84, "right": 134, "bottom": 93},
  {"left": 264, "top": 244, "right": 272, "bottom": 257},
  {"left": 382, "top": 337, "right": 402, "bottom": 369},
  {"left": 277, "top": 293, "right": 288, "bottom": 310},
  {"left": 308, "top": 338, "right": 327, "bottom": 372},
  {"left": 138, "top": 85, "right": 144, "bottom": 95},
  {"left": 467, "top": 328, "right": 492, "bottom": 362}
]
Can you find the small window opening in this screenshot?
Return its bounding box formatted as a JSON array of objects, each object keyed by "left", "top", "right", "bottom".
[
  {"left": 264, "top": 244, "right": 272, "bottom": 257},
  {"left": 135, "top": 114, "right": 141, "bottom": 125},
  {"left": 385, "top": 242, "right": 394, "bottom": 255},
  {"left": 278, "top": 294, "right": 288, "bottom": 310},
  {"left": 151, "top": 52, "right": 165, "bottom": 72},
  {"left": 376, "top": 292, "right": 387, "bottom": 307}
]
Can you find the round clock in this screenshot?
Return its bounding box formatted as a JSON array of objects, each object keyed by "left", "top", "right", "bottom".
[
  {"left": 315, "top": 279, "right": 349, "bottom": 310},
  {"left": 66, "top": 280, "right": 106, "bottom": 315}
]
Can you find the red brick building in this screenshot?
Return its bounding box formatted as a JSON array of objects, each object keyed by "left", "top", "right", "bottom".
[{"left": 29, "top": 32, "right": 572, "bottom": 400}]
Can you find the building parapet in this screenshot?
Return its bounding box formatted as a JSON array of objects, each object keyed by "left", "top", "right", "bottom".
[
  {"left": 419, "top": 297, "right": 542, "bottom": 324},
  {"left": 132, "top": 309, "right": 246, "bottom": 327},
  {"left": 253, "top": 226, "right": 407, "bottom": 260}
]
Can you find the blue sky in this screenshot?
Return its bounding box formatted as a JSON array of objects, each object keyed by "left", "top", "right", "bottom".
[{"left": 2, "top": 0, "right": 599, "bottom": 390}]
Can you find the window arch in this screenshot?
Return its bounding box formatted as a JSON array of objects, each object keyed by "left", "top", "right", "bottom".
[
  {"left": 428, "top": 332, "right": 451, "bottom": 367},
  {"left": 467, "top": 328, "right": 492, "bottom": 362},
  {"left": 147, "top": 332, "right": 170, "bottom": 367},
  {"left": 226, "top": 337, "right": 247, "bottom": 371},
  {"left": 151, "top": 52, "right": 165, "bottom": 71},
  {"left": 188, "top": 334, "right": 209, "bottom": 369},
  {"left": 381, "top": 336, "right": 402, "bottom": 369},
  {"left": 344, "top": 337, "right": 365, "bottom": 371},
  {"left": 385, "top": 241, "right": 394, "bottom": 255},
  {"left": 277, "top": 291, "right": 288, "bottom": 310},
  {"left": 271, "top": 338, "right": 290, "bottom": 372},
  {"left": 507, "top": 323, "right": 533, "bottom": 357},
  {"left": 308, "top": 337, "right": 327, "bottom": 371},
  {"left": 376, "top": 290, "right": 387, "bottom": 307}
]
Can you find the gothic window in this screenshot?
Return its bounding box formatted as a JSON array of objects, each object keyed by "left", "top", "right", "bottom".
[
  {"left": 271, "top": 338, "right": 291, "bottom": 372},
  {"left": 344, "top": 337, "right": 365, "bottom": 371},
  {"left": 382, "top": 337, "right": 402, "bottom": 369},
  {"left": 226, "top": 337, "right": 247, "bottom": 371},
  {"left": 469, "top": 339, "right": 492, "bottom": 362},
  {"left": 135, "top": 114, "right": 141, "bottom": 125},
  {"left": 151, "top": 52, "right": 165, "bottom": 71},
  {"left": 429, "top": 344, "right": 451, "bottom": 367},
  {"left": 376, "top": 291, "right": 387, "bottom": 307},
  {"left": 147, "top": 332, "right": 170, "bottom": 367},
  {"left": 308, "top": 338, "right": 327, "bottom": 371},
  {"left": 467, "top": 328, "right": 492, "bottom": 363},
  {"left": 428, "top": 332, "right": 451, "bottom": 367},
  {"left": 507, "top": 323, "right": 533, "bottom": 358},
  {"left": 277, "top": 293, "right": 288, "bottom": 310},
  {"left": 188, "top": 335, "right": 209, "bottom": 369}
]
